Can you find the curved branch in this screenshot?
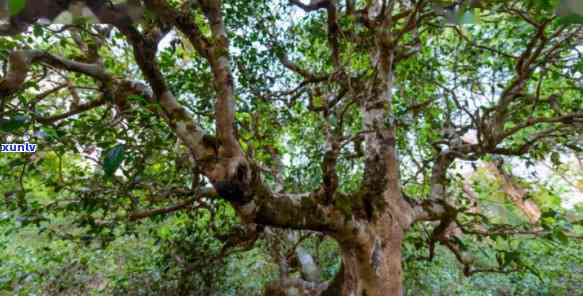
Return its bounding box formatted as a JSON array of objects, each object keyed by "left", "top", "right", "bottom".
[
  {"left": 128, "top": 188, "right": 217, "bottom": 221},
  {"left": 143, "top": 0, "right": 241, "bottom": 157},
  {"left": 34, "top": 96, "right": 107, "bottom": 124},
  {"left": 0, "top": 50, "right": 109, "bottom": 98},
  {"left": 200, "top": 0, "right": 241, "bottom": 156},
  {"left": 253, "top": 195, "right": 335, "bottom": 231}
]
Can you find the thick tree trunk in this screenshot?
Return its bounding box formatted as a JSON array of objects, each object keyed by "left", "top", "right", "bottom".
[{"left": 324, "top": 216, "right": 405, "bottom": 296}]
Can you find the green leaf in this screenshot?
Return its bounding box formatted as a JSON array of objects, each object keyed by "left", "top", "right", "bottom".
[
  {"left": 8, "top": 0, "right": 26, "bottom": 16},
  {"left": 554, "top": 229, "right": 569, "bottom": 244},
  {"left": 0, "top": 114, "right": 28, "bottom": 133},
  {"left": 557, "top": 14, "right": 583, "bottom": 25},
  {"left": 102, "top": 144, "right": 125, "bottom": 177},
  {"left": 41, "top": 127, "right": 58, "bottom": 140},
  {"left": 32, "top": 25, "right": 43, "bottom": 37},
  {"left": 158, "top": 225, "right": 172, "bottom": 239},
  {"left": 550, "top": 151, "right": 561, "bottom": 166},
  {"left": 524, "top": 264, "right": 544, "bottom": 281},
  {"left": 459, "top": 11, "right": 476, "bottom": 24}
]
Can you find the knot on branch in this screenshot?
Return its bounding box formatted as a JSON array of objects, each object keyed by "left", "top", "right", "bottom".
[{"left": 207, "top": 152, "right": 253, "bottom": 205}]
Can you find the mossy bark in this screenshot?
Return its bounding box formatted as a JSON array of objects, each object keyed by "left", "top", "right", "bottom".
[{"left": 323, "top": 210, "right": 406, "bottom": 296}]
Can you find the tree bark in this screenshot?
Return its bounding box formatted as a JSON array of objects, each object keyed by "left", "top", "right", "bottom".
[
  {"left": 320, "top": 10, "right": 412, "bottom": 295},
  {"left": 267, "top": 216, "right": 407, "bottom": 296},
  {"left": 324, "top": 217, "right": 405, "bottom": 296}
]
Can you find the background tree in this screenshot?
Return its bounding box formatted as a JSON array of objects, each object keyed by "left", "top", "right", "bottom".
[{"left": 0, "top": 0, "right": 582, "bottom": 295}]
